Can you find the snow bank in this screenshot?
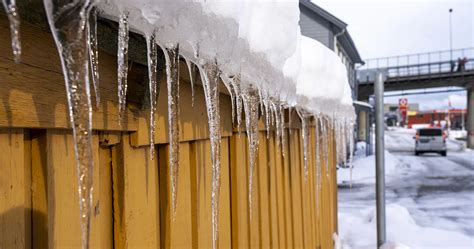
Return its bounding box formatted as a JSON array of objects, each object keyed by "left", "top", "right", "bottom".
[
  {"left": 338, "top": 150, "right": 399, "bottom": 184},
  {"left": 97, "top": 0, "right": 354, "bottom": 120},
  {"left": 339, "top": 203, "right": 474, "bottom": 249}
]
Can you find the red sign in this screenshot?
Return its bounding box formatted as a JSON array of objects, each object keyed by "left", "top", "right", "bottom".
[
  {"left": 399, "top": 98, "right": 408, "bottom": 108},
  {"left": 399, "top": 98, "right": 408, "bottom": 124}
]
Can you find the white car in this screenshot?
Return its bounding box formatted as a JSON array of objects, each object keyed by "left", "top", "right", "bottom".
[{"left": 414, "top": 128, "right": 447, "bottom": 156}]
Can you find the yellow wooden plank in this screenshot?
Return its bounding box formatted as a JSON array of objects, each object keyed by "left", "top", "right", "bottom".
[
  {"left": 281, "top": 129, "right": 294, "bottom": 248},
  {"left": 187, "top": 138, "right": 232, "bottom": 249},
  {"left": 112, "top": 133, "right": 160, "bottom": 249},
  {"left": 267, "top": 133, "right": 280, "bottom": 249},
  {"left": 288, "top": 129, "right": 304, "bottom": 248},
  {"left": 0, "top": 129, "right": 31, "bottom": 249},
  {"left": 273, "top": 133, "right": 287, "bottom": 249},
  {"left": 94, "top": 146, "right": 114, "bottom": 248},
  {"left": 257, "top": 132, "right": 271, "bottom": 249},
  {"left": 230, "top": 134, "right": 250, "bottom": 248},
  {"left": 158, "top": 142, "right": 193, "bottom": 249},
  {"left": 31, "top": 131, "right": 48, "bottom": 249}
]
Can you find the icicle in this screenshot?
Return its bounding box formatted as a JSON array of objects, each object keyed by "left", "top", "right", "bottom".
[
  {"left": 342, "top": 119, "right": 347, "bottom": 167},
  {"left": 297, "top": 109, "right": 310, "bottom": 180},
  {"left": 348, "top": 121, "right": 354, "bottom": 189},
  {"left": 87, "top": 7, "right": 100, "bottom": 107},
  {"left": 199, "top": 60, "right": 221, "bottom": 249},
  {"left": 272, "top": 102, "right": 281, "bottom": 153},
  {"left": 321, "top": 117, "right": 329, "bottom": 177},
  {"left": 242, "top": 87, "right": 260, "bottom": 220},
  {"left": 315, "top": 115, "right": 321, "bottom": 167},
  {"left": 231, "top": 75, "right": 243, "bottom": 134},
  {"left": 117, "top": 11, "right": 129, "bottom": 125},
  {"left": 314, "top": 117, "right": 321, "bottom": 214},
  {"left": 221, "top": 76, "right": 236, "bottom": 124},
  {"left": 2, "top": 0, "right": 21, "bottom": 63},
  {"left": 280, "top": 105, "right": 286, "bottom": 157},
  {"left": 184, "top": 57, "right": 196, "bottom": 107},
  {"left": 145, "top": 32, "right": 158, "bottom": 159},
  {"left": 262, "top": 90, "right": 271, "bottom": 139},
  {"left": 43, "top": 1, "right": 94, "bottom": 248},
  {"left": 162, "top": 44, "right": 180, "bottom": 219}
]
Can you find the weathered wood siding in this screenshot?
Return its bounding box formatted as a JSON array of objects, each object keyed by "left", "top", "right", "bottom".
[{"left": 0, "top": 14, "right": 338, "bottom": 249}]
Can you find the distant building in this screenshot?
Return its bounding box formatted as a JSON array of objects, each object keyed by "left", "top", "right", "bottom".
[
  {"left": 299, "top": 0, "right": 370, "bottom": 150},
  {"left": 299, "top": 0, "right": 364, "bottom": 99},
  {"left": 407, "top": 109, "right": 467, "bottom": 130}
]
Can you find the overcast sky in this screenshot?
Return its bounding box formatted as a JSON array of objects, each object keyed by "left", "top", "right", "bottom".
[{"left": 312, "top": 0, "right": 473, "bottom": 110}]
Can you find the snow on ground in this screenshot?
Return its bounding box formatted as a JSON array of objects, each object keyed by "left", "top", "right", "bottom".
[{"left": 337, "top": 128, "right": 474, "bottom": 248}]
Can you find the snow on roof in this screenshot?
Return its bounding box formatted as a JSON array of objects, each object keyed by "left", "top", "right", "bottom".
[{"left": 98, "top": 0, "right": 355, "bottom": 120}]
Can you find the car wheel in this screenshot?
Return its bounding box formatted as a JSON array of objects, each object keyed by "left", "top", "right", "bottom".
[
  {"left": 441, "top": 151, "right": 447, "bottom": 157},
  {"left": 415, "top": 151, "right": 419, "bottom": 156}
]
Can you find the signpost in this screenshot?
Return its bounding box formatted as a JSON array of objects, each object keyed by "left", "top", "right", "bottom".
[{"left": 399, "top": 98, "right": 408, "bottom": 126}]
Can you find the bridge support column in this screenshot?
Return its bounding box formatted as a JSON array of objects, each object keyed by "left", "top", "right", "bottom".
[{"left": 468, "top": 87, "right": 474, "bottom": 149}]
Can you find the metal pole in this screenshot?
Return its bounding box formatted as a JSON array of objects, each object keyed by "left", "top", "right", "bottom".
[
  {"left": 375, "top": 72, "right": 386, "bottom": 247},
  {"left": 449, "top": 8, "right": 453, "bottom": 62}
]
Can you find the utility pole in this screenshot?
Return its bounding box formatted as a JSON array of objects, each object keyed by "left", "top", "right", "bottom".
[
  {"left": 449, "top": 8, "right": 453, "bottom": 62},
  {"left": 375, "top": 72, "right": 386, "bottom": 248}
]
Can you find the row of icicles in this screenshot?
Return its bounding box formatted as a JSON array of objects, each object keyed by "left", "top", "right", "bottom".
[{"left": 2, "top": 1, "right": 354, "bottom": 249}]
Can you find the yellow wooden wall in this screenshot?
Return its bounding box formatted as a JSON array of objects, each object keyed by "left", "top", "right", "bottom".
[{"left": 0, "top": 13, "right": 338, "bottom": 249}]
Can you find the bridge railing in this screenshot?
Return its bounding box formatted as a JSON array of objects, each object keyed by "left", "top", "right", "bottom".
[{"left": 358, "top": 48, "right": 474, "bottom": 83}]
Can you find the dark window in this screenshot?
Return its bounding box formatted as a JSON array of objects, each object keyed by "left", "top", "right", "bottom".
[{"left": 419, "top": 129, "right": 442, "bottom": 136}]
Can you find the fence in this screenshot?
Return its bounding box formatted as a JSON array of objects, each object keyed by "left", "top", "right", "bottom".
[{"left": 0, "top": 14, "right": 338, "bottom": 249}]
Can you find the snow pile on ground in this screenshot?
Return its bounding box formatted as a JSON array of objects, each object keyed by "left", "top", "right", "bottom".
[
  {"left": 337, "top": 150, "right": 399, "bottom": 184},
  {"left": 338, "top": 203, "right": 473, "bottom": 249},
  {"left": 449, "top": 130, "right": 467, "bottom": 140},
  {"left": 98, "top": 0, "right": 354, "bottom": 119}
]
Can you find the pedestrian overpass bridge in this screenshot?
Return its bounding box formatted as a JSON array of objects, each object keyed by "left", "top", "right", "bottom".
[
  {"left": 355, "top": 48, "right": 474, "bottom": 148},
  {"left": 358, "top": 48, "right": 474, "bottom": 100}
]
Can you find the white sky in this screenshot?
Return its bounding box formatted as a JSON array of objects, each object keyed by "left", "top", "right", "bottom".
[{"left": 312, "top": 0, "right": 473, "bottom": 110}]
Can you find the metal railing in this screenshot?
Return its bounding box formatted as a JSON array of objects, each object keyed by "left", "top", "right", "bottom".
[{"left": 358, "top": 48, "right": 474, "bottom": 83}]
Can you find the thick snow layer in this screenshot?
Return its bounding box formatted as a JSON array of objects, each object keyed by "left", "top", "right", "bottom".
[
  {"left": 296, "top": 36, "right": 355, "bottom": 118},
  {"left": 97, "top": 0, "right": 354, "bottom": 120}
]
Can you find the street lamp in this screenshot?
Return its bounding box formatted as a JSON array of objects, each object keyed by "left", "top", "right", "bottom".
[{"left": 449, "top": 8, "right": 453, "bottom": 62}]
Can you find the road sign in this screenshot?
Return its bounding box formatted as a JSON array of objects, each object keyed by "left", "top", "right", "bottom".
[{"left": 399, "top": 98, "right": 408, "bottom": 125}]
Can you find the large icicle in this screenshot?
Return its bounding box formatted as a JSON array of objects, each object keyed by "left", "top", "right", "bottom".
[
  {"left": 117, "top": 11, "right": 129, "bottom": 125},
  {"left": 221, "top": 75, "right": 236, "bottom": 124},
  {"left": 184, "top": 57, "right": 196, "bottom": 107},
  {"left": 163, "top": 44, "right": 180, "bottom": 219},
  {"left": 230, "top": 75, "right": 243, "bottom": 134},
  {"left": 145, "top": 32, "right": 158, "bottom": 159},
  {"left": 87, "top": 7, "right": 100, "bottom": 107},
  {"left": 242, "top": 87, "right": 260, "bottom": 219},
  {"left": 43, "top": 1, "right": 94, "bottom": 248},
  {"left": 199, "top": 60, "right": 221, "bottom": 249},
  {"left": 314, "top": 118, "right": 322, "bottom": 211},
  {"left": 2, "top": 0, "right": 21, "bottom": 63},
  {"left": 297, "top": 109, "right": 310, "bottom": 180}
]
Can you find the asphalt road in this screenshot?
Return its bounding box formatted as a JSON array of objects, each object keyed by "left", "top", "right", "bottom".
[{"left": 339, "top": 128, "right": 474, "bottom": 237}]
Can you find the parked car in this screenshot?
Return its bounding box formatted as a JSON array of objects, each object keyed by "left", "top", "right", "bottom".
[{"left": 413, "top": 128, "right": 447, "bottom": 156}]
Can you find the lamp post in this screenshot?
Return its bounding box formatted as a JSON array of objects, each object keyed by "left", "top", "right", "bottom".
[{"left": 449, "top": 8, "right": 453, "bottom": 62}]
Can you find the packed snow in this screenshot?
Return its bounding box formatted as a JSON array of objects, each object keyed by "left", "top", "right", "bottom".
[{"left": 338, "top": 128, "right": 474, "bottom": 249}]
